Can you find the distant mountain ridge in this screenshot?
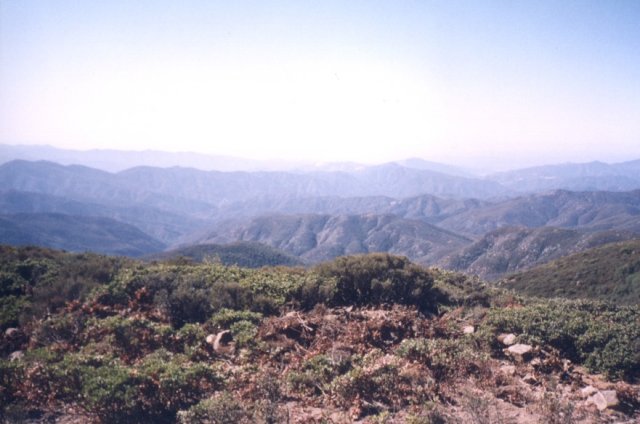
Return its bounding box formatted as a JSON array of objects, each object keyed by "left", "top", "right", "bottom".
[
  {"left": 436, "top": 189, "right": 640, "bottom": 236},
  {"left": 440, "top": 226, "right": 637, "bottom": 279},
  {"left": 192, "top": 213, "right": 471, "bottom": 264},
  {"left": 0, "top": 213, "right": 165, "bottom": 256},
  {"left": 0, "top": 190, "right": 206, "bottom": 244},
  {"left": 0, "top": 144, "right": 293, "bottom": 172},
  {"left": 1, "top": 159, "right": 640, "bottom": 276},
  {"left": 486, "top": 160, "right": 640, "bottom": 192}
]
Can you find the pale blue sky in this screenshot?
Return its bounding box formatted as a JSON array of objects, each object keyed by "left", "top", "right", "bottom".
[{"left": 1, "top": 0, "right": 639, "bottom": 169}]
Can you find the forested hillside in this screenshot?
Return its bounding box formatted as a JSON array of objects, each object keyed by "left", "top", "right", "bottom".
[
  {"left": 501, "top": 239, "right": 640, "bottom": 305},
  {"left": 441, "top": 226, "right": 636, "bottom": 279}
]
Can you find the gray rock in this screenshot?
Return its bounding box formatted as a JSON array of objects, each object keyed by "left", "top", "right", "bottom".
[
  {"left": 503, "top": 334, "right": 517, "bottom": 346},
  {"left": 522, "top": 373, "right": 537, "bottom": 385},
  {"left": 9, "top": 350, "right": 24, "bottom": 361},
  {"left": 580, "top": 385, "right": 598, "bottom": 398},
  {"left": 587, "top": 390, "right": 619, "bottom": 411},
  {"left": 497, "top": 333, "right": 517, "bottom": 346},
  {"left": 505, "top": 343, "right": 533, "bottom": 362},
  {"left": 205, "top": 334, "right": 216, "bottom": 345},
  {"left": 5, "top": 328, "right": 19, "bottom": 338},
  {"left": 500, "top": 364, "right": 516, "bottom": 376},
  {"left": 462, "top": 325, "right": 475, "bottom": 334},
  {"left": 212, "top": 330, "right": 233, "bottom": 353}
]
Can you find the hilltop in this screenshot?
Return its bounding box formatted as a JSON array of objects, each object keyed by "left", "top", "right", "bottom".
[{"left": 0, "top": 247, "right": 638, "bottom": 423}]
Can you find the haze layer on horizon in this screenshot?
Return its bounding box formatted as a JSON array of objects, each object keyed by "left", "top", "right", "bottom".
[{"left": 1, "top": 1, "right": 639, "bottom": 170}]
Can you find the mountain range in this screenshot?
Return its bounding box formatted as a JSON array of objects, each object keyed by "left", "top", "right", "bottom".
[
  {"left": 0, "top": 212, "right": 164, "bottom": 257},
  {"left": 190, "top": 213, "right": 471, "bottom": 264},
  {"left": 1, "top": 150, "right": 640, "bottom": 278}
]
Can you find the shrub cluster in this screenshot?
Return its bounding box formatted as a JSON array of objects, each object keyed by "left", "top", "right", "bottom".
[
  {"left": 315, "top": 253, "right": 437, "bottom": 311},
  {"left": 2, "top": 350, "right": 220, "bottom": 423},
  {"left": 479, "top": 299, "right": 640, "bottom": 380}
]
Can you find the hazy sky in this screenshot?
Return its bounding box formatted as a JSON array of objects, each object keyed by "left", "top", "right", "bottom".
[{"left": 1, "top": 0, "right": 639, "bottom": 169}]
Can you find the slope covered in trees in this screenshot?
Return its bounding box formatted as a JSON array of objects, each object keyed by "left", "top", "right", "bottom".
[
  {"left": 441, "top": 226, "right": 636, "bottom": 279},
  {"left": 501, "top": 239, "right": 640, "bottom": 305}
]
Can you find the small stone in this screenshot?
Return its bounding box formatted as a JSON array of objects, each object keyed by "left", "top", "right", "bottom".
[
  {"left": 506, "top": 343, "right": 533, "bottom": 362},
  {"left": 205, "top": 334, "right": 216, "bottom": 345},
  {"left": 212, "top": 330, "right": 233, "bottom": 353},
  {"left": 503, "top": 334, "right": 517, "bottom": 346},
  {"left": 530, "top": 358, "right": 542, "bottom": 367},
  {"left": 463, "top": 325, "right": 475, "bottom": 334},
  {"left": 9, "top": 350, "right": 23, "bottom": 362},
  {"left": 500, "top": 364, "right": 516, "bottom": 376},
  {"left": 580, "top": 385, "right": 598, "bottom": 398},
  {"left": 4, "top": 328, "right": 18, "bottom": 338},
  {"left": 523, "top": 373, "right": 537, "bottom": 384},
  {"left": 587, "top": 390, "right": 619, "bottom": 411},
  {"left": 497, "top": 333, "right": 517, "bottom": 346}
]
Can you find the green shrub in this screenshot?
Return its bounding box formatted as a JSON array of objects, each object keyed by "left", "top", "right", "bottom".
[
  {"left": 479, "top": 299, "right": 640, "bottom": 380},
  {"left": 331, "top": 350, "right": 433, "bottom": 414},
  {"left": 287, "top": 353, "right": 353, "bottom": 395},
  {"left": 209, "top": 308, "right": 263, "bottom": 329},
  {"left": 79, "top": 351, "right": 220, "bottom": 423},
  {"left": 0, "top": 296, "right": 29, "bottom": 330},
  {"left": 396, "top": 338, "right": 486, "bottom": 382},
  {"left": 176, "top": 323, "right": 207, "bottom": 357},
  {"left": 88, "top": 316, "right": 174, "bottom": 360},
  {"left": 229, "top": 320, "right": 258, "bottom": 349},
  {"left": 315, "top": 254, "right": 436, "bottom": 310},
  {"left": 0, "top": 359, "right": 23, "bottom": 417},
  {"left": 177, "top": 391, "right": 250, "bottom": 423},
  {"left": 30, "top": 313, "right": 85, "bottom": 347}
]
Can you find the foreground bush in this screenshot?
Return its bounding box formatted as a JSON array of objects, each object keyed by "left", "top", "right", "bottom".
[
  {"left": 315, "top": 253, "right": 437, "bottom": 310},
  {"left": 480, "top": 299, "right": 640, "bottom": 380}
]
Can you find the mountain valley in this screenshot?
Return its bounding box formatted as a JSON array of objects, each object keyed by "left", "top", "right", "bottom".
[{"left": 1, "top": 155, "right": 640, "bottom": 280}]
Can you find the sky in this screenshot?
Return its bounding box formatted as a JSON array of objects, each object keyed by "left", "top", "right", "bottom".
[{"left": 1, "top": 0, "right": 639, "bottom": 170}]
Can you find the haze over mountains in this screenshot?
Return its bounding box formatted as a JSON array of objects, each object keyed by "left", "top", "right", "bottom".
[{"left": 1, "top": 144, "right": 640, "bottom": 277}]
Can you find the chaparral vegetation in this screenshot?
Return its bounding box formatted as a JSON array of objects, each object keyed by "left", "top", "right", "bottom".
[{"left": 0, "top": 246, "right": 638, "bottom": 423}]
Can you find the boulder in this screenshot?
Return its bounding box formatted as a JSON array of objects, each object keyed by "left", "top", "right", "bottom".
[
  {"left": 462, "top": 325, "right": 475, "bottom": 334},
  {"left": 587, "top": 390, "right": 619, "bottom": 411},
  {"left": 505, "top": 343, "right": 533, "bottom": 362}
]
